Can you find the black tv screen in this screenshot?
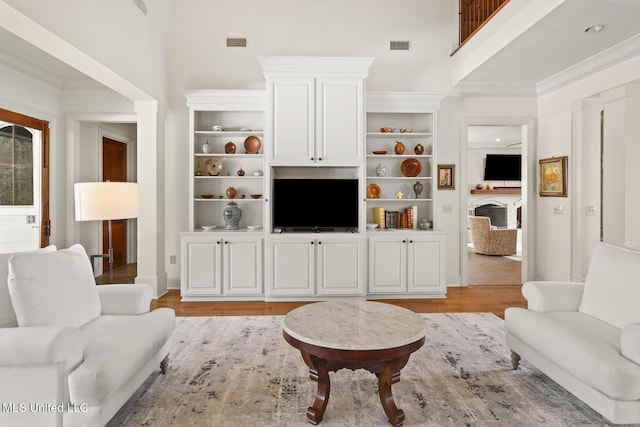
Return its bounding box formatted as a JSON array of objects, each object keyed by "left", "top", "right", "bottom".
[
  {"left": 483, "top": 154, "right": 522, "bottom": 181},
  {"left": 273, "top": 178, "right": 359, "bottom": 231}
]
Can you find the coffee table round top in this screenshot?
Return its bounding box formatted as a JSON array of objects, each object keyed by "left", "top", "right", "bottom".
[{"left": 282, "top": 300, "right": 426, "bottom": 351}]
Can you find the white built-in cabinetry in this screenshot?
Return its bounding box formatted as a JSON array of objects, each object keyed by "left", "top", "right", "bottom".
[
  {"left": 179, "top": 62, "right": 447, "bottom": 301},
  {"left": 260, "top": 56, "right": 372, "bottom": 166},
  {"left": 268, "top": 235, "right": 364, "bottom": 298}
]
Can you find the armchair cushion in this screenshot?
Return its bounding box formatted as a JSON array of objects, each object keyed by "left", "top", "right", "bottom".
[
  {"left": 468, "top": 216, "right": 517, "bottom": 256},
  {"left": 8, "top": 244, "right": 101, "bottom": 328},
  {"left": 0, "top": 245, "right": 56, "bottom": 328},
  {"left": 578, "top": 242, "right": 640, "bottom": 329},
  {"left": 97, "top": 284, "right": 153, "bottom": 315}
]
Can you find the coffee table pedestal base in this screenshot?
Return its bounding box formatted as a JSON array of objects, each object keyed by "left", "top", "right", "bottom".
[{"left": 301, "top": 351, "right": 411, "bottom": 427}]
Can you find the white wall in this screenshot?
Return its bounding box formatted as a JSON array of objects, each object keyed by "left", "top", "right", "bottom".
[{"left": 536, "top": 54, "right": 640, "bottom": 281}]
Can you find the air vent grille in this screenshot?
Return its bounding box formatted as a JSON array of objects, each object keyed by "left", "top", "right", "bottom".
[
  {"left": 390, "top": 40, "right": 410, "bottom": 51},
  {"left": 226, "top": 38, "right": 247, "bottom": 47}
]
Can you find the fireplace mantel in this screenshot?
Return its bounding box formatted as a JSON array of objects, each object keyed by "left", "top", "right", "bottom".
[{"left": 470, "top": 188, "right": 521, "bottom": 195}]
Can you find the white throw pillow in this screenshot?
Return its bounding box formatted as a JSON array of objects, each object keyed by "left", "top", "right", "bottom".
[
  {"left": 578, "top": 242, "right": 640, "bottom": 329},
  {"left": 0, "top": 245, "right": 56, "bottom": 328},
  {"left": 8, "top": 244, "right": 101, "bottom": 328}
]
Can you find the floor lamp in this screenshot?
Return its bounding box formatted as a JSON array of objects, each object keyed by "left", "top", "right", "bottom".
[{"left": 74, "top": 182, "right": 140, "bottom": 282}]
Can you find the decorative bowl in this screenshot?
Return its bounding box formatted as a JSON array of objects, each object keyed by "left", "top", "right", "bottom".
[
  {"left": 380, "top": 127, "right": 395, "bottom": 133},
  {"left": 367, "top": 183, "right": 382, "bottom": 199},
  {"left": 201, "top": 194, "right": 214, "bottom": 199},
  {"left": 211, "top": 125, "right": 225, "bottom": 131},
  {"left": 247, "top": 225, "right": 262, "bottom": 230},
  {"left": 244, "top": 135, "right": 262, "bottom": 154},
  {"left": 366, "top": 223, "right": 379, "bottom": 230},
  {"left": 399, "top": 128, "right": 413, "bottom": 133},
  {"left": 250, "top": 194, "right": 262, "bottom": 199},
  {"left": 401, "top": 158, "right": 422, "bottom": 177},
  {"left": 372, "top": 150, "right": 387, "bottom": 155},
  {"left": 202, "top": 225, "right": 217, "bottom": 230}
]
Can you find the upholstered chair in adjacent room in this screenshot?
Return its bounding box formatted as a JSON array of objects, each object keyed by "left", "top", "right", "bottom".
[{"left": 468, "top": 215, "right": 518, "bottom": 256}]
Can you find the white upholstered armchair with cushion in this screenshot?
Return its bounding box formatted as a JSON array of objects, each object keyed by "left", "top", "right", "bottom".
[
  {"left": 0, "top": 244, "right": 175, "bottom": 427},
  {"left": 505, "top": 242, "right": 640, "bottom": 425}
]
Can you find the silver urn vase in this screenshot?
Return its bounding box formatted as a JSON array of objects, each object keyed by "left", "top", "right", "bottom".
[{"left": 223, "top": 201, "right": 241, "bottom": 229}]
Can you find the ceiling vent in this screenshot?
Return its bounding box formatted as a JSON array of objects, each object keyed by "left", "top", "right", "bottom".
[
  {"left": 390, "top": 40, "right": 410, "bottom": 51},
  {"left": 226, "top": 38, "right": 247, "bottom": 48}
]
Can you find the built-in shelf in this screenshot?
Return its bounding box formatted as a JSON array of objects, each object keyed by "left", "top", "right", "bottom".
[{"left": 470, "top": 188, "right": 521, "bottom": 195}]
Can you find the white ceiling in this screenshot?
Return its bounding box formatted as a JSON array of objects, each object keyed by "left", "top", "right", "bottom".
[
  {"left": 1, "top": 0, "right": 640, "bottom": 96},
  {"left": 456, "top": 0, "right": 640, "bottom": 95}
]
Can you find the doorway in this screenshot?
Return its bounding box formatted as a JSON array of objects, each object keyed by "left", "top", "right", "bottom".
[
  {"left": 0, "top": 108, "right": 49, "bottom": 252},
  {"left": 462, "top": 122, "right": 531, "bottom": 286},
  {"left": 102, "top": 136, "right": 128, "bottom": 272}
]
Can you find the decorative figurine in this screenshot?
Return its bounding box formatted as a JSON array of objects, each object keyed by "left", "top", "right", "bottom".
[
  {"left": 202, "top": 140, "right": 211, "bottom": 154},
  {"left": 413, "top": 181, "right": 423, "bottom": 198},
  {"left": 375, "top": 163, "right": 386, "bottom": 177}
]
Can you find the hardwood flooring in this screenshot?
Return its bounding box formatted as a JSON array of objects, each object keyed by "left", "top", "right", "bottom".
[
  {"left": 466, "top": 247, "right": 522, "bottom": 285},
  {"left": 96, "top": 262, "right": 526, "bottom": 319}
]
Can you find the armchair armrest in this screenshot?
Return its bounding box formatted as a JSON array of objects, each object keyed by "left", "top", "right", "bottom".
[
  {"left": 97, "top": 284, "right": 153, "bottom": 315},
  {"left": 622, "top": 322, "right": 640, "bottom": 365},
  {"left": 522, "top": 281, "right": 585, "bottom": 312},
  {"left": 0, "top": 326, "right": 82, "bottom": 370}
]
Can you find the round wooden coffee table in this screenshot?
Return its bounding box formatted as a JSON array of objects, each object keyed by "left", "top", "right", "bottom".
[{"left": 282, "top": 300, "right": 426, "bottom": 427}]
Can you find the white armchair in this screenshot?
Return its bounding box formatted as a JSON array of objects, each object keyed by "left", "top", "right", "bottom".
[
  {"left": 505, "top": 242, "right": 640, "bottom": 425},
  {"left": 0, "top": 244, "right": 175, "bottom": 427}
]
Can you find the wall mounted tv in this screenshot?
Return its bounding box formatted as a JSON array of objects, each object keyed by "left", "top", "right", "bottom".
[
  {"left": 483, "top": 154, "right": 522, "bottom": 181},
  {"left": 272, "top": 178, "right": 359, "bottom": 232}
]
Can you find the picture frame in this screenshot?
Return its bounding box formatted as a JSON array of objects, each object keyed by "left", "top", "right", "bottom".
[
  {"left": 437, "top": 164, "right": 455, "bottom": 190},
  {"left": 539, "top": 156, "right": 568, "bottom": 197}
]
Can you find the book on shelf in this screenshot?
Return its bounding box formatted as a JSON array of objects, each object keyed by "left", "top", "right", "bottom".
[{"left": 373, "top": 206, "right": 420, "bottom": 229}]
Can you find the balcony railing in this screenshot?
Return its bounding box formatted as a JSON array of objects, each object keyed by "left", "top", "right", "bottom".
[{"left": 459, "top": 0, "right": 510, "bottom": 46}]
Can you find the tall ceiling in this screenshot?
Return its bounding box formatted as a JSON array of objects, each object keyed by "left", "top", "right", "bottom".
[{"left": 0, "top": 0, "right": 639, "bottom": 96}]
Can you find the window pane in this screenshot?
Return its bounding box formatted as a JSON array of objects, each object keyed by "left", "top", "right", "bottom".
[{"left": 0, "top": 125, "right": 34, "bottom": 206}]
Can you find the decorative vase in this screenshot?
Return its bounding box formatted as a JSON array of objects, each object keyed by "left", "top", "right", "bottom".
[
  {"left": 202, "top": 141, "right": 211, "bottom": 154},
  {"left": 394, "top": 141, "right": 405, "bottom": 155},
  {"left": 225, "top": 141, "right": 236, "bottom": 154},
  {"left": 226, "top": 186, "right": 237, "bottom": 199},
  {"left": 244, "top": 135, "right": 261, "bottom": 154},
  {"left": 223, "top": 201, "right": 241, "bottom": 230},
  {"left": 237, "top": 167, "right": 245, "bottom": 176},
  {"left": 419, "top": 218, "right": 431, "bottom": 230},
  {"left": 414, "top": 144, "right": 424, "bottom": 155},
  {"left": 375, "top": 163, "right": 386, "bottom": 177},
  {"left": 413, "top": 181, "right": 423, "bottom": 198}
]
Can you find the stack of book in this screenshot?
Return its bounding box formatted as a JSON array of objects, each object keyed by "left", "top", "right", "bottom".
[{"left": 372, "top": 206, "right": 418, "bottom": 229}]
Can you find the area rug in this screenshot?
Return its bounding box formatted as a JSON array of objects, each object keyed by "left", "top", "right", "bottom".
[{"left": 107, "top": 313, "right": 603, "bottom": 426}]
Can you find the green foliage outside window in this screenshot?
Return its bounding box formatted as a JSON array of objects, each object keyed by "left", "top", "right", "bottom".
[{"left": 0, "top": 125, "right": 33, "bottom": 206}]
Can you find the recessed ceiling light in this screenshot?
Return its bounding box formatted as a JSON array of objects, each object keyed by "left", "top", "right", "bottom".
[
  {"left": 585, "top": 24, "right": 607, "bottom": 33},
  {"left": 495, "top": 138, "right": 501, "bottom": 142}
]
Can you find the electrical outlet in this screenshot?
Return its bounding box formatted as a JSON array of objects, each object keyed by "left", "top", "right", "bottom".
[
  {"left": 443, "top": 204, "right": 452, "bottom": 214},
  {"left": 169, "top": 255, "right": 176, "bottom": 264},
  {"left": 553, "top": 206, "right": 564, "bottom": 215},
  {"left": 585, "top": 206, "right": 597, "bottom": 216}
]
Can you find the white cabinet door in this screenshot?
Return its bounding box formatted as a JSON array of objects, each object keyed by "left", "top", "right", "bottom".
[
  {"left": 270, "top": 78, "right": 315, "bottom": 164},
  {"left": 317, "top": 238, "right": 364, "bottom": 295},
  {"left": 368, "top": 237, "right": 406, "bottom": 293},
  {"left": 407, "top": 237, "right": 443, "bottom": 293},
  {"left": 269, "top": 238, "right": 315, "bottom": 296},
  {"left": 223, "top": 237, "right": 263, "bottom": 296},
  {"left": 316, "top": 78, "right": 364, "bottom": 165},
  {"left": 181, "top": 236, "right": 223, "bottom": 297}
]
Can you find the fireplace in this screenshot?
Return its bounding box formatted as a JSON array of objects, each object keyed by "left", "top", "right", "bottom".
[{"left": 474, "top": 203, "right": 507, "bottom": 229}]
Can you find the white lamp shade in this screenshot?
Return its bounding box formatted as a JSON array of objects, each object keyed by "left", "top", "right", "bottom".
[{"left": 74, "top": 182, "right": 140, "bottom": 221}]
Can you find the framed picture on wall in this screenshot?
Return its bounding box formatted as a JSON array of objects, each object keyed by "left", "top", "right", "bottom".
[
  {"left": 437, "top": 164, "right": 455, "bottom": 190},
  {"left": 539, "top": 156, "right": 568, "bottom": 197}
]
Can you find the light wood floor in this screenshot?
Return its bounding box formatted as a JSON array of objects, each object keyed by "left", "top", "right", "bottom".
[{"left": 96, "top": 262, "right": 526, "bottom": 319}]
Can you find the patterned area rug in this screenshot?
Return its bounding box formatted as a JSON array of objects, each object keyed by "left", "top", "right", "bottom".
[{"left": 108, "top": 313, "right": 603, "bottom": 426}]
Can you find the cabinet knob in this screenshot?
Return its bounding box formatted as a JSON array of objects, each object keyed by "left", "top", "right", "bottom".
[
  {"left": 409, "top": 240, "right": 414, "bottom": 244},
  {"left": 402, "top": 240, "right": 407, "bottom": 243},
  {"left": 217, "top": 240, "right": 221, "bottom": 244},
  {"left": 318, "top": 157, "right": 322, "bottom": 161},
  {"left": 224, "top": 241, "right": 229, "bottom": 244},
  {"left": 318, "top": 241, "right": 322, "bottom": 245},
  {"left": 310, "top": 241, "right": 314, "bottom": 245},
  {"left": 310, "top": 157, "right": 314, "bottom": 161}
]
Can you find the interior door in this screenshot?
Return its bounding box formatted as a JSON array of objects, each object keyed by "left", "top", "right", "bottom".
[
  {"left": 102, "top": 137, "right": 127, "bottom": 271},
  {"left": 0, "top": 108, "right": 49, "bottom": 252}
]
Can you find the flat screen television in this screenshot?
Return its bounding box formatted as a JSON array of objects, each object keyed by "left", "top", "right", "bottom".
[
  {"left": 483, "top": 154, "right": 522, "bottom": 181},
  {"left": 272, "top": 178, "right": 359, "bottom": 232}
]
